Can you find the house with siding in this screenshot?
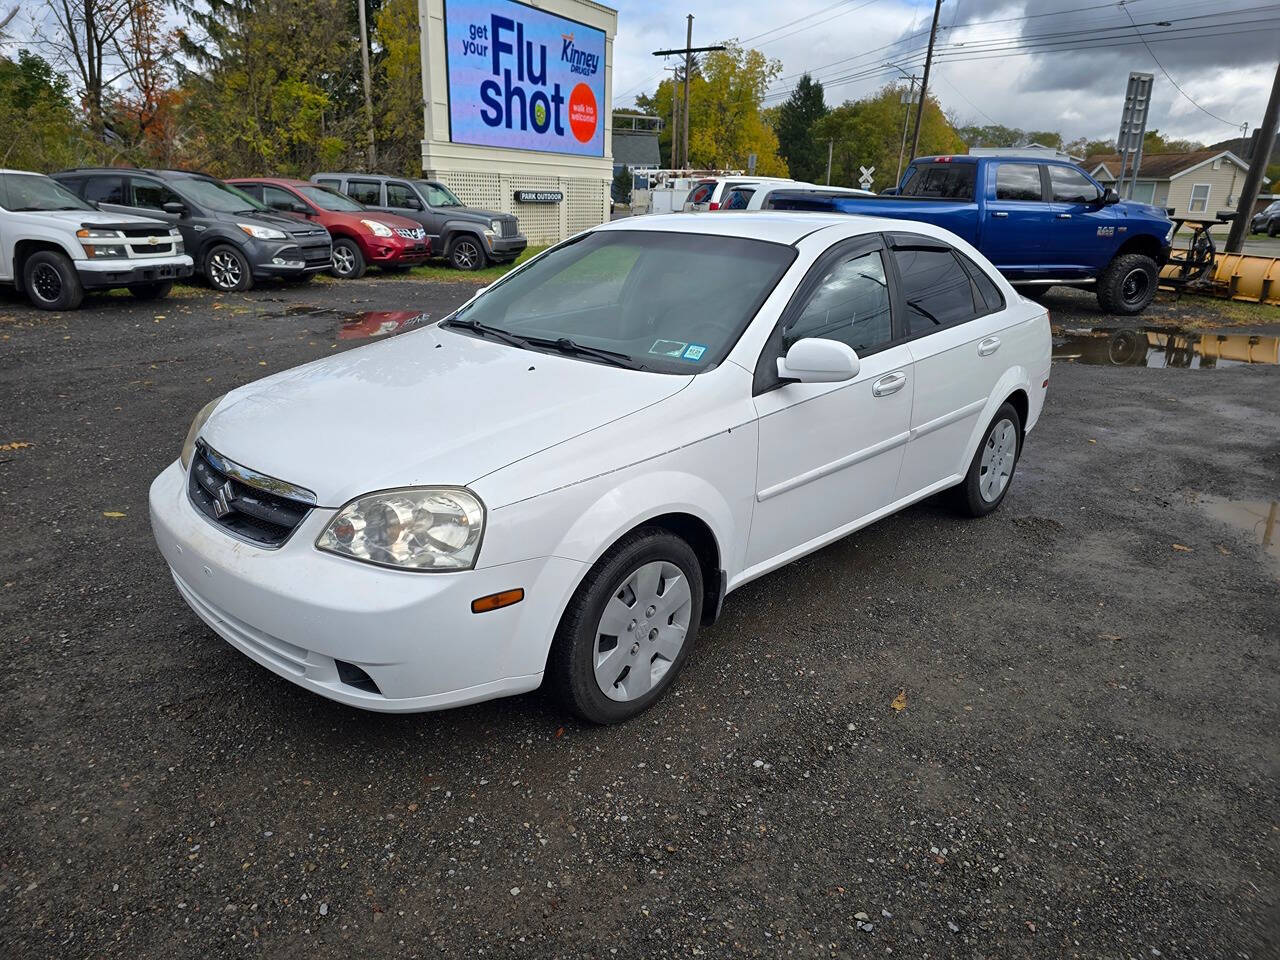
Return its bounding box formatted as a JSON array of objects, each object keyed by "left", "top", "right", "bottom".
[{"left": 1082, "top": 150, "right": 1255, "bottom": 219}]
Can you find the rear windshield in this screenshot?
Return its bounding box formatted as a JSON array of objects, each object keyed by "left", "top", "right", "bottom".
[
  {"left": 687, "top": 182, "right": 716, "bottom": 205},
  {"left": 898, "top": 162, "right": 977, "bottom": 200}
]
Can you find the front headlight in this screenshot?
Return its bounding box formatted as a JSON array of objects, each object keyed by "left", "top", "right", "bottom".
[
  {"left": 490, "top": 219, "right": 502, "bottom": 233},
  {"left": 317, "top": 487, "right": 485, "bottom": 571},
  {"left": 181, "top": 394, "right": 225, "bottom": 469},
  {"left": 361, "top": 219, "right": 393, "bottom": 238},
  {"left": 238, "top": 223, "right": 288, "bottom": 241},
  {"left": 77, "top": 228, "right": 121, "bottom": 240}
]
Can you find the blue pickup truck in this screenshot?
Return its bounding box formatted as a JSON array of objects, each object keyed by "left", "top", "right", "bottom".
[{"left": 769, "top": 155, "right": 1175, "bottom": 314}]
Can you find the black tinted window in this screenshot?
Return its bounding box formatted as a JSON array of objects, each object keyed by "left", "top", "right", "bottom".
[
  {"left": 892, "top": 246, "right": 980, "bottom": 335},
  {"left": 995, "top": 164, "right": 1043, "bottom": 201},
  {"left": 236, "top": 183, "right": 263, "bottom": 201},
  {"left": 130, "top": 177, "right": 182, "bottom": 210},
  {"left": 786, "top": 249, "right": 892, "bottom": 354},
  {"left": 386, "top": 182, "right": 419, "bottom": 208},
  {"left": 722, "top": 187, "right": 754, "bottom": 210},
  {"left": 83, "top": 176, "right": 124, "bottom": 204},
  {"left": 315, "top": 178, "right": 341, "bottom": 190},
  {"left": 263, "top": 186, "right": 301, "bottom": 211},
  {"left": 348, "top": 180, "right": 381, "bottom": 205},
  {"left": 1048, "top": 166, "right": 1101, "bottom": 203},
  {"left": 957, "top": 251, "right": 1005, "bottom": 313},
  {"left": 899, "top": 163, "right": 976, "bottom": 200},
  {"left": 687, "top": 182, "right": 715, "bottom": 204}
]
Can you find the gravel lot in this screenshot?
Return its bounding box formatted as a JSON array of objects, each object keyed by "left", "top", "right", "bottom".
[{"left": 2, "top": 276, "right": 1278, "bottom": 959}]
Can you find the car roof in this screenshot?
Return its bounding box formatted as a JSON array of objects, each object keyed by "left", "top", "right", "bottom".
[
  {"left": 229, "top": 176, "right": 310, "bottom": 188},
  {"left": 594, "top": 212, "right": 929, "bottom": 245}
]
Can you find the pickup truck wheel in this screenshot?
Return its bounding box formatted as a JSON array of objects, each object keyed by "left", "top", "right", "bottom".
[
  {"left": 1014, "top": 285, "right": 1052, "bottom": 303},
  {"left": 329, "top": 239, "right": 366, "bottom": 279},
  {"left": 205, "top": 244, "right": 253, "bottom": 292},
  {"left": 127, "top": 280, "right": 173, "bottom": 300},
  {"left": 449, "top": 236, "right": 485, "bottom": 270},
  {"left": 23, "top": 250, "right": 84, "bottom": 311},
  {"left": 1096, "top": 252, "right": 1158, "bottom": 315},
  {"left": 548, "top": 528, "right": 703, "bottom": 725}
]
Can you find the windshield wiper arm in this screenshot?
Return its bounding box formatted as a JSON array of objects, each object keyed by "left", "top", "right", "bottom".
[
  {"left": 534, "top": 337, "right": 644, "bottom": 370},
  {"left": 441, "top": 317, "right": 530, "bottom": 349},
  {"left": 907, "top": 299, "right": 943, "bottom": 328}
]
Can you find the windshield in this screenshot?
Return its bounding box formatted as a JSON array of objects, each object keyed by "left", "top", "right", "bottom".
[
  {"left": 298, "top": 184, "right": 364, "bottom": 212},
  {"left": 898, "top": 162, "right": 977, "bottom": 200},
  {"left": 174, "top": 177, "right": 267, "bottom": 214},
  {"left": 0, "top": 173, "right": 93, "bottom": 212},
  {"left": 416, "top": 180, "right": 462, "bottom": 207},
  {"left": 444, "top": 230, "right": 795, "bottom": 373}
]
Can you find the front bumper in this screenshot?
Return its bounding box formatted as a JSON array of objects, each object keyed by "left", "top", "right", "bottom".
[
  {"left": 248, "top": 237, "right": 333, "bottom": 278},
  {"left": 486, "top": 235, "right": 527, "bottom": 261},
  {"left": 76, "top": 254, "right": 193, "bottom": 288},
  {"left": 148, "top": 460, "right": 584, "bottom": 712},
  {"left": 366, "top": 236, "right": 431, "bottom": 266}
]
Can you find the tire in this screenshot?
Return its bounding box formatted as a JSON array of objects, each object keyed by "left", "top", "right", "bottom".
[
  {"left": 329, "top": 238, "right": 366, "bottom": 279},
  {"left": 548, "top": 527, "right": 704, "bottom": 725},
  {"left": 204, "top": 244, "right": 253, "bottom": 292},
  {"left": 1096, "top": 252, "right": 1158, "bottom": 315},
  {"left": 951, "top": 402, "right": 1023, "bottom": 518},
  {"left": 127, "top": 280, "right": 173, "bottom": 300},
  {"left": 449, "top": 235, "right": 486, "bottom": 271},
  {"left": 1269, "top": 221, "right": 1279, "bottom": 238},
  {"left": 23, "top": 250, "right": 83, "bottom": 311}
]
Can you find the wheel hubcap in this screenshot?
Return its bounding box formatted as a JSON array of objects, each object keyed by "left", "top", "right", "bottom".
[
  {"left": 1121, "top": 268, "right": 1149, "bottom": 305},
  {"left": 333, "top": 247, "right": 355, "bottom": 274},
  {"left": 209, "top": 251, "right": 242, "bottom": 289},
  {"left": 31, "top": 263, "right": 62, "bottom": 302},
  {"left": 455, "top": 243, "right": 478, "bottom": 268},
  {"left": 592, "top": 560, "right": 692, "bottom": 702},
  {"left": 978, "top": 418, "right": 1017, "bottom": 503}
]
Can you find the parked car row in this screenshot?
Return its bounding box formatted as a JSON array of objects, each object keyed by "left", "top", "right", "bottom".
[{"left": 0, "top": 166, "right": 528, "bottom": 310}]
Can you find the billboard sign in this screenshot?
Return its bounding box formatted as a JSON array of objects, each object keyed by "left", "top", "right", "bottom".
[{"left": 444, "top": 0, "right": 606, "bottom": 158}]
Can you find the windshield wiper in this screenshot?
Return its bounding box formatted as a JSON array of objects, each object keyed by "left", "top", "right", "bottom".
[
  {"left": 441, "top": 317, "right": 530, "bottom": 349},
  {"left": 907, "top": 299, "right": 943, "bottom": 328},
  {"left": 534, "top": 337, "right": 644, "bottom": 370}
]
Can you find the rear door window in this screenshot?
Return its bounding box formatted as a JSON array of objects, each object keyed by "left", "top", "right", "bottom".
[
  {"left": 898, "top": 163, "right": 977, "bottom": 200},
  {"left": 347, "top": 180, "right": 382, "bottom": 205},
  {"left": 891, "top": 245, "right": 982, "bottom": 336},
  {"left": 994, "top": 163, "right": 1044, "bottom": 201}
]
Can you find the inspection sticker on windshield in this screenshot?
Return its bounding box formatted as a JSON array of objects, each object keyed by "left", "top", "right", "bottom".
[
  {"left": 649, "top": 339, "right": 687, "bottom": 357},
  {"left": 682, "top": 344, "right": 707, "bottom": 361}
]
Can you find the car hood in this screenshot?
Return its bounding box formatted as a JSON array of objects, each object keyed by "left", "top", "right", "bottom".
[
  {"left": 449, "top": 207, "right": 514, "bottom": 224},
  {"left": 245, "top": 210, "right": 327, "bottom": 236},
  {"left": 200, "top": 325, "right": 691, "bottom": 506},
  {"left": 29, "top": 209, "right": 168, "bottom": 228}
]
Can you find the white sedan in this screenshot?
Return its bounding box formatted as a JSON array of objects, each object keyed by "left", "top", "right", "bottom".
[{"left": 150, "top": 213, "right": 1051, "bottom": 724}]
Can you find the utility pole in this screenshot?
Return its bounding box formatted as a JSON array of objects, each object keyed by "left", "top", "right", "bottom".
[
  {"left": 665, "top": 66, "right": 681, "bottom": 169},
  {"left": 826, "top": 139, "right": 833, "bottom": 184},
  {"left": 356, "top": 0, "right": 377, "bottom": 170},
  {"left": 653, "top": 26, "right": 725, "bottom": 171},
  {"left": 909, "top": 0, "right": 943, "bottom": 164},
  {"left": 1226, "top": 59, "right": 1280, "bottom": 253},
  {"left": 896, "top": 75, "right": 919, "bottom": 185}
]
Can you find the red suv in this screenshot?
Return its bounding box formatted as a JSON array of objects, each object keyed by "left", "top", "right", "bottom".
[{"left": 229, "top": 178, "right": 430, "bottom": 279}]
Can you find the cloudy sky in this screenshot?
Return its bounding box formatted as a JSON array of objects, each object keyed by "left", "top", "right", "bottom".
[{"left": 611, "top": 0, "right": 1280, "bottom": 147}]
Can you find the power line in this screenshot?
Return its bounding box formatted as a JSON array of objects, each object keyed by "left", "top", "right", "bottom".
[{"left": 1118, "top": 0, "right": 1244, "bottom": 128}]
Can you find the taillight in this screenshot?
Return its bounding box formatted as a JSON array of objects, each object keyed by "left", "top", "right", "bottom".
[{"left": 709, "top": 201, "right": 719, "bottom": 210}]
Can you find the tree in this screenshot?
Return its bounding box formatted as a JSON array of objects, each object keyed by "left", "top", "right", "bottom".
[
  {"left": 1066, "top": 136, "right": 1116, "bottom": 159},
  {"left": 35, "top": 0, "right": 133, "bottom": 136},
  {"left": 775, "top": 73, "right": 827, "bottom": 182},
  {"left": 0, "top": 50, "right": 84, "bottom": 170},
  {"left": 375, "top": 0, "right": 425, "bottom": 176},
  {"left": 1143, "top": 129, "right": 1205, "bottom": 154},
  {"left": 611, "top": 166, "right": 632, "bottom": 205},
  {"left": 813, "top": 84, "right": 966, "bottom": 191},
  {"left": 958, "top": 124, "right": 1062, "bottom": 150}
]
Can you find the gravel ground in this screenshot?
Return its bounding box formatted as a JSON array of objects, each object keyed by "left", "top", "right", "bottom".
[{"left": 1, "top": 276, "right": 1278, "bottom": 959}]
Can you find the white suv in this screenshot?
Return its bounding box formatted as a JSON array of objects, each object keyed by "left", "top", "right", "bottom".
[
  {"left": 0, "top": 169, "right": 192, "bottom": 310},
  {"left": 682, "top": 176, "right": 794, "bottom": 211}
]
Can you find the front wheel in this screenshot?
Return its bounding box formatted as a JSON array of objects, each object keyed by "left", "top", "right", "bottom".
[
  {"left": 127, "top": 280, "right": 173, "bottom": 300},
  {"left": 23, "top": 250, "right": 84, "bottom": 311},
  {"left": 548, "top": 528, "right": 703, "bottom": 725},
  {"left": 1096, "top": 252, "right": 1158, "bottom": 315},
  {"left": 1269, "top": 221, "right": 1279, "bottom": 238},
  {"left": 205, "top": 244, "right": 253, "bottom": 292},
  {"left": 329, "top": 238, "right": 366, "bottom": 279},
  {"left": 952, "top": 403, "right": 1022, "bottom": 518},
  {"left": 449, "top": 236, "right": 486, "bottom": 271}
]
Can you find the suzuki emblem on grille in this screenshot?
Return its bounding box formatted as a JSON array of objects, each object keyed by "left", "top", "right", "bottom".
[{"left": 213, "top": 481, "right": 235, "bottom": 518}]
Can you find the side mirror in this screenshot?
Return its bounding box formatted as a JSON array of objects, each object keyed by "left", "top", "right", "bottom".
[
  {"left": 776, "top": 338, "right": 861, "bottom": 384},
  {"left": 1101, "top": 188, "right": 1120, "bottom": 206},
  {"left": 162, "top": 201, "right": 186, "bottom": 216}
]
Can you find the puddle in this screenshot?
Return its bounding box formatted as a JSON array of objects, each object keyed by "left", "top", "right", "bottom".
[
  {"left": 1198, "top": 495, "right": 1280, "bottom": 580},
  {"left": 338, "top": 311, "right": 432, "bottom": 340},
  {"left": 1053, "top": 328, "right": 1279, "bottom": 369}
]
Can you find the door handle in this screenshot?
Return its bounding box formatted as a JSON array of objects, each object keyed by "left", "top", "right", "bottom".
[
  {"left": 1056, "top": 213, "right": 1073, "bottom": 219},
  {"left": 872, "top": 371, "right": 907, "bottom": 397},
  {"left": 977, "top": 336, "right": 1001, "bottom": 356},
  {"left": 992, "top": 211, "right": 1009, "bottom": 218}
]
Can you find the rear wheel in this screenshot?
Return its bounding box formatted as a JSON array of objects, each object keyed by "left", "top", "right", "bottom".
[
  {"left": 23, "top": 250, "right": 83, "bottom": 311},
  {"left": 1096, "top": 252, "right": 1157, "bottom": 315},
  {"left": 127, "top": 280, "right": 173, "bottom": 300},
  {"left": 549, "top": 528, "right": 703, "bottom": 725},
  {"left": 1269, "top": 220, "right": 1279, "bottom": 238},
  {"left": 329, "top": 238, "right": 366, "bottom": 279},
  {"left": 449, "top": 235, "right": 486, "bottom": 271},
  {"left": 952, "top": 403, "right": 1022, "bottom": 518}
]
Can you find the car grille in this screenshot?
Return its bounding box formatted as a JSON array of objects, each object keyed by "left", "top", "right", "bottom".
[
  {"left": 499, "top": 220, "right": 518, "bottom": 238},
  {"left": 121, "top": 227, "right": 171, "bottom": 239},
  {"left": 394, "top": 227, "right": 426, "bottom": 240},
  {"left": 126, "top": 241, "right": 176, "bottom": 257},
  {"left": 187, "top": 443, "right": 313, "bottom": 548}
]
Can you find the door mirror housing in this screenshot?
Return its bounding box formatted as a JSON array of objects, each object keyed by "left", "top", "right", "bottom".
[
  {"left": 162, "top": 201, "right": 187, "bottom": 216},
  {"left": 777, "top": 338, "right": 861, "bottom": 384},
  {"left": 1101, "top": 187, "right": 1120, "bottom": 206}
]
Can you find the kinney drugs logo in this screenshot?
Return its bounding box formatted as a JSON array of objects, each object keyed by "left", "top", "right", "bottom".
[{"left": 561, "top": 32, "right": 599, "bottom": 76}]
